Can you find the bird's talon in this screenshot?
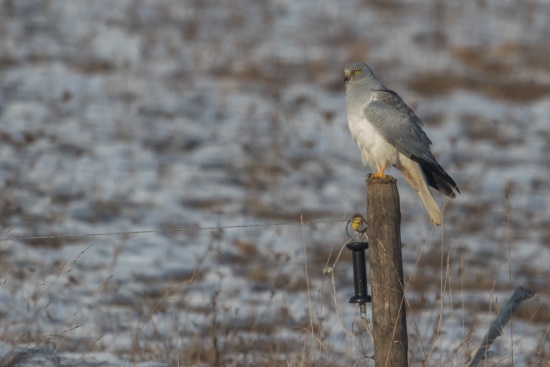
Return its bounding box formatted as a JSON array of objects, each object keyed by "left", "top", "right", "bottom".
[{"left": 369, "top": 172, "right": 387, "bottom": 179}]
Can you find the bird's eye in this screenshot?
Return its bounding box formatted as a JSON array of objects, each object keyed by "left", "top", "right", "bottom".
[{"left": 353, "top": 70, "right": 360, "bottom": 75}]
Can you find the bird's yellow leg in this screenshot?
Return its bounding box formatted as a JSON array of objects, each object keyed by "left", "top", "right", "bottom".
[{"left": 371, "top": 162, "right": 387, "bottom": 178}]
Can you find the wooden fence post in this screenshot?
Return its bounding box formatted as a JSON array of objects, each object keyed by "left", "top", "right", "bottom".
[{"left": 366, "top": 176, "right": 408, "bottom": 367}]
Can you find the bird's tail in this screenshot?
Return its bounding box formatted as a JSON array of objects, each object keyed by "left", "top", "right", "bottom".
[{"left": 397, "top": 156, "right": 443, "bottom": 226}]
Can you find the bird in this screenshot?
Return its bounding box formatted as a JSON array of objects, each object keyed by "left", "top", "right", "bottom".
[{"left": 344, "top": 62, "right": 459, "bottom": 226}]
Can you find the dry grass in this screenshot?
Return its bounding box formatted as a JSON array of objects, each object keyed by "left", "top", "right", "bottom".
[
  {"left": 409, "top": 43, "right": 550, "bottom": 103},
  {"left": 408, "top": 72, "right": 550, "bottom": 103},
  {"left": 1, "top": 206, "right": 548, "bottom": 366},
  {"left": 1, "top": 0, "right": 550, "bottom": 365}
]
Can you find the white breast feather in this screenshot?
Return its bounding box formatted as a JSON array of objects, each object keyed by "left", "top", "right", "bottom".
[{"left": 348, "top": 104, "right": 399, "bottom": 172}]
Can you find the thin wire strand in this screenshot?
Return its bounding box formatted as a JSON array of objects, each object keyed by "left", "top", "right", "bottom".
[{"left": 0, "top": 218, "right": 347, "bottom": 242}]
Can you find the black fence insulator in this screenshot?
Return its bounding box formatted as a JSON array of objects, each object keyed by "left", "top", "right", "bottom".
[{"left": 346, "top": 241, "right": 371, "bottom": 317}]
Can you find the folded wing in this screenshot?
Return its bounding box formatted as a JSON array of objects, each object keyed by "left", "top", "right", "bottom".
[{"left": 363, "top": 90, "right": 459, "bottom": 198}]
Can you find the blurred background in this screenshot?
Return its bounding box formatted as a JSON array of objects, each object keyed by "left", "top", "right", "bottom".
[{"left": 0, "top": 0, "right": 549, "bottom": 366}]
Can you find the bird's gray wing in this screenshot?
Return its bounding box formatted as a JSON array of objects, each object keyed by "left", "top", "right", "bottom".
[{"left": 364, "top": 89, "right": 459, "bottom": 197}]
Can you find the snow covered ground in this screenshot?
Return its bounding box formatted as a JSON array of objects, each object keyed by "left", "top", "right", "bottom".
[{"left": 0, "top": 0, "right": 549, "bottom": 365}]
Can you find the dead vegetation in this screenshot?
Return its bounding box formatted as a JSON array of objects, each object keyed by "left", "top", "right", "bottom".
[{"left": 1, "top": 0, "right": 549, "bottom": 365}]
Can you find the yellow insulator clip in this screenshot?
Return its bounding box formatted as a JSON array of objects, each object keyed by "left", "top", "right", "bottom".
[{"left": 346, "top": 213, "right": 367, "bottom": 239}]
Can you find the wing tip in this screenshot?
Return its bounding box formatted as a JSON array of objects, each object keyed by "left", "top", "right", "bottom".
[{"left": 420, "top": 164, "right": 460, "bottom": 199}]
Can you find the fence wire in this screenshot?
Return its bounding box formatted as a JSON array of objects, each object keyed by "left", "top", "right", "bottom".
[{"left": 0, "top": 218, "right": 349, "bottom": 242}]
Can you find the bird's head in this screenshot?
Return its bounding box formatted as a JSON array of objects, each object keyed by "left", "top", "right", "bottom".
[{"left": 343, "top": 62, "right": 379, "bottom": 87}]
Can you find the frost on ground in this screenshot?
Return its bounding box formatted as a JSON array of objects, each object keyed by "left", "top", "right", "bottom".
[{"left": 0, "top": 0, "right": 549, "bottom": 366}]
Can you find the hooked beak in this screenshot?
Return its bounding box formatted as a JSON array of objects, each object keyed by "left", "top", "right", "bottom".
[{"left": 344, "top": 70, "right": 351, "bottom": 84}]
